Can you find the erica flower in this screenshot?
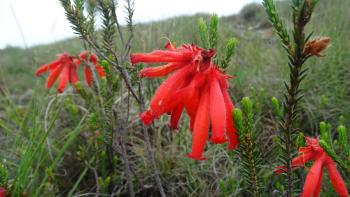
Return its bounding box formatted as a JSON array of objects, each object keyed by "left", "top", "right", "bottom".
[
  {"left": 275, "top": 137, "right": 348, "bottom": 197},
  {"left": 79, "top": 51, "right": 106, "bottom": 87},
  {"left": 35, "top": 52, "right": 80, "bottom": 93},
  {"left": 131, "top": 42, "right": 238, "bottom": 160},
  {"left": 36, "top": 51, "right": 106, "bottom": 93}
]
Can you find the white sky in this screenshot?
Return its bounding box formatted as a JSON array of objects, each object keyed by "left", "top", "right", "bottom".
[{"left": 0, "top": 0, "right": 262, "bottom": 49}]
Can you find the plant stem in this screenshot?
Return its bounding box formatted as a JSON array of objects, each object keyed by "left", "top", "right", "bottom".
[
  {"left": 243, "top": 134, "right": 260, "bottom": 197},
  {"left": 281, "top": 3, "right": 309, "bottom": 196},
  {"left": 142, "top": 126, "right": 166, "bottom": 197},
  {"left": 112, "top": 105, "right": 135, "bottom": 197}
]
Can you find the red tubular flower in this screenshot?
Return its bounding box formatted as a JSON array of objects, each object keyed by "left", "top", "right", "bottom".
[
  {"left": 36, "top": 51, "right": 106, "bottom": 93},
  {"left": 275, "top": 137, "right": 349, "bottom": 197},
  {"left": 79, "top": 51, "right": 106, "bottom": 86},
  {"left": 131, "top": 42, "right": 239, "bottom": 160},
  {"left": 0, "top": 187, "right": 5, "bottom": 197},
  {"left": 35, "top": 52, "right": 80, "bottom": 93}
]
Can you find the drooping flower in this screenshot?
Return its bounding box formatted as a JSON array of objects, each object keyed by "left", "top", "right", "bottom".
[
  {"left": 35, "top": 52, "right": 80, "bottom": 93},
  {"left": 275, "top": 137, "right": 348, "bottom": 197},
  {"left": 36, "top": 51, "right": 106, "bottom": 93},
  {"left": 79, "top": 51, "right": 106, "bottom": 87},
  {"left": 130, "top": 42, "right": 238, "bottom": 160}
]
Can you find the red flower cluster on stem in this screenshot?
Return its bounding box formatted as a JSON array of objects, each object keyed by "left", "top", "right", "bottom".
[
  {"left": 275, "top": 137, "right": 349, "bottom": 197},
  {"left": 35, "top": 51, "right": 106, "bottom": 93},
  {"left": 131, "top": 42, "right": 238, "bottom": 160}
]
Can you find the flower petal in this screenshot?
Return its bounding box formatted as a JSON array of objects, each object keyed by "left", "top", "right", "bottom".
[
  {"left": 187, "top": 87, "right": 210, "bottom": 160},
  {"left": 80, "top": 51, "right": 98, "bottom": 64},
  {"left": 301, "top": 157, "right": 324, "bottom": 197},
  {"left": 164, "top": 41, "right": 176, "bottom": 50},
  {"left": 169, "top": 104, "right": 184, "bottom": 129},
  {"left": 57, "top": 64, "right": 70, "bottom": 93},
  {"left": 139, "top": 63, "right": 185, "bottom": 78},
  {"left": 130, "top": 50, "right": 192, "bottom": 64},
  {"left": 222, "top": 90, "right": 238, "bottom": 150},
  {"left": 46, "top": 63, "right": 65, "bottom": 89},
  {"left": 95, "top": 65, "right": 106, "bottom": 77},
  {"left": 209, "top": 74, "right": 227, "bottom": 144},
  {"left": 35, "top": 60, "right": 61, "bottom": 76},
  {"left": 140, "top": 111, "right": 153, "bottom": 126},
  {"left": 69, "top": 64, "right": 79, "bottom": 84},
  {"left": 326, "top": 158, "right": 349, "bottom": 197},
  {"left": 148, "top": 65, "right": 194, "bottom": 118},
  {"left": 85, "top": 67, "right": 93, "bottom": 87},
  {"left": 313, "top": 169, "right": 323, "bottom": 197}
]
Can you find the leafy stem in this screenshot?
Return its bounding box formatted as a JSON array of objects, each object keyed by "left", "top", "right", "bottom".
[
  {"left": 233, "top": 97, "right": 261, "bottom": 197},
  {"left": 263, "top": 0, "right": 318, "bottom": 196}
]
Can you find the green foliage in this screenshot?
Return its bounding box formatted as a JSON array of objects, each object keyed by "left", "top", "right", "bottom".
[
  {"left": 320, "top": 121, "right": 350, "bottom": 174},
  {"left": 337, "top": 125, "right": 350, "bottom": 156},
  {"left": 209, "top": 14, "right": 219, "bottom": 49},
  {"left": 233, "top": 97, "right": 261, "bottom": 197},
  {"left": 263, "top": 0, "right": 326, "bottom": 196},
  {"left": 0, "top": 163, "right": 8, "bottom": 187},
  {"left": 198, "top": 18, "right": 209, "bottom": 49},
  {"left": 320, "top": 121, "right": 332, "bottom": 145},
  {"left": 197, "top": 15, "right": 237, "bottom": 69},
  {"left": 295, "top": 132, "right": 305, "bottom": 148},
  {"left": 271, "top": 97, "right": 283, "bottom": 118},
  {"left": 263, "top": 0, "right": 291, "bottom": 51},
  {"left": 221, "top": 38, "right": 237, "bottom": 69}
]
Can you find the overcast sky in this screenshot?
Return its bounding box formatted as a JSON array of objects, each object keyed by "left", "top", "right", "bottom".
[{"left": 0, "top": 0, "right": 262, "bottom": 49}]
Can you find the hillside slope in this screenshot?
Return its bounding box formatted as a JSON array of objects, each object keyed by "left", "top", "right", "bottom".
[{"left": 0, "top": 0, "right": 349, "bottom": 124}]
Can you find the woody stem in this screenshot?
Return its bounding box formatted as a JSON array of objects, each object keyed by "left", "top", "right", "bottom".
[{"left": 281, "top": 3, "right": 308, "bottom": 196}]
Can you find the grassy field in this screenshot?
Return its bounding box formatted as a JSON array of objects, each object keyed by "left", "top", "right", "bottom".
[{"left": 0, "top": 0, "right": 349, "bottom": 196}]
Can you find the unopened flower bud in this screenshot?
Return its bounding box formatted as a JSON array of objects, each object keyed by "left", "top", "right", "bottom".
[
  {"left": 232, "top": 108, "right": 243, "bottom": 137},
  {"left": 271, "top": 97, "right": 282, "bottom": 117},
  {"left": 337, "top": 125, "right": 350, "bottom": 156},
  {"left": 320, "top": 121, "right": 332, "bottom": 144},
  {"left": 295, "top": 132, "right": 305, "bottom": 148},
  {"left": 241, "top": 97, "right": 253, "bottom": 118},
  {"left": 304, "top": 37, "right": 331, "bottom": 57}
]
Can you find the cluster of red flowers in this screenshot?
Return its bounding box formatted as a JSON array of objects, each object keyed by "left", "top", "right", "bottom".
[
  {"left": 130, "top": 42, "right": 238, "bottom": 160},
  {"left": 35, "top": 51, "right": 106, "bottom": 93},
  {"left": 35, "top": 43, "right": 348, "bottom": 196},
  {"left": 275, "top": 137, "right": 349, "bottom": 197}
]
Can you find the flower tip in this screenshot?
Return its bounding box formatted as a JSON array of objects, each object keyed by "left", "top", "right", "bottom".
[
  {"left": 164, "top": 41, "right": 176, "bottom": 50},
  {"left": 58, "top": 87, "right": 65, "bottom": 94},
  {"left": 130, "top": 54, "right": 137, "bottom": 65},
  {"left": 139, "top": 111, "right": 153, "bottom": 126},
  {"left": 138, "top": 72, "right": 146, "bottom": 78},
  {"left": 274, "top": 166, "right": 287, "bottom": 174},
  {"left": 168, "top": 124, "right": 178, "bottom": 130},
  {"left": 227, "top": 142, "right": 238, "bottom": 150},
  {"left": 210, "top": 136, "right": 227, "bottom": 144},
  {"left": 186, "top": 153, "right": 207, "bottom": 161}
]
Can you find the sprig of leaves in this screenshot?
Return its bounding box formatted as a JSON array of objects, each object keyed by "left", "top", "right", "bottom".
[
  {"left": 263, "top": 0, "right": 321, "bottom": 196},
  {"left": 233, "top": 97, "right": 262, "bottom": 197},
  {"left": 198, "top": 15, "right": 237, "bottom": 69},
  {"left": 319, "top": 121, "right": 350, "bottom": 174}
]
